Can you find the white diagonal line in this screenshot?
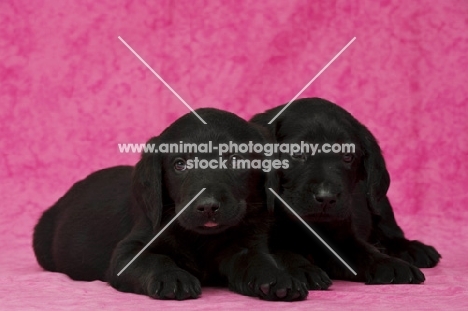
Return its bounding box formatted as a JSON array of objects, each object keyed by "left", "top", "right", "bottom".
[
  {"left": 268, "top": 37, "right": 356, "bottom": 124},
  {"left": 268, "top": 188, "right": 357, "bottom": 275},
  {"left": 117, "top": 188, "right": 206, "bottom": 276},
  {"left": 118, "top": 36, "right": 207, "bottom": 125}
]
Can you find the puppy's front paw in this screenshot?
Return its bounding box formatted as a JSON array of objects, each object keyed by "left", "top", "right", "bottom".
[
  {"left": 289, "top": 264, "right": 332, "bottom": 290},
  {"left": 388, "top": 240, "right": 441, "bottom": 268},
  {"left": 246, "top": 270, "right": 308, "bottom": 301},
  {"left": 148, "top": 269, "right": 201, "bottom": 300},
  {"left": 365, "top": 257, "right": 425, "bottom": 284}
]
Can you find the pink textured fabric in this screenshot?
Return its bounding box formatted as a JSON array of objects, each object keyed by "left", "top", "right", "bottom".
[{"left": 1, "top": 0, "right": 467, "bottom": 310}]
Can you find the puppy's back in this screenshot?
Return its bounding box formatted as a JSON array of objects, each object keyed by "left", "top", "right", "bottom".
[
  {"left": 33, "top": 204, "right": 59, "bottom": 271},
  {"left": 33, "top": 166, "right": 135, "bottom": 281}
]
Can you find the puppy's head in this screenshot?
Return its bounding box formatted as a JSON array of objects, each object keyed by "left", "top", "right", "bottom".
[
  {"left": 133, "top": 108, "right": 274, "bottom": 234},
  {"left": 251, "top": 98, "right": 390, "bottom": 221}
]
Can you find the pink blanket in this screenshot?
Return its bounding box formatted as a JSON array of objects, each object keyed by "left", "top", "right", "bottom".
[{"left": 1, "top": 0, "right": 467, "bottom": 310}]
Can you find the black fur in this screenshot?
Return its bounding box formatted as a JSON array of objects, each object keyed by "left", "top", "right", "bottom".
[
  {"left": 33, "top": 108, "right": 308, "bottom": 301},
  {"left": 251, "top": 98, "right": 441, "bottom": 284}
]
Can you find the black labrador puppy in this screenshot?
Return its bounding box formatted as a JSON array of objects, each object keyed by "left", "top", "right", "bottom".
[
  {"left": 33, "top": 108, "right": 308, "bottom": 301},
  {"left": 251, "top": 98, "right": 441, "bottom": 284}
]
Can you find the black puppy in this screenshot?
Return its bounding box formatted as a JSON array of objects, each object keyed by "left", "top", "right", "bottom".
[
  {"left": 251, "top": 98, "right": 441, "bottom": 284},
  {"left": 33, "top": 108, "right": 308, "bottom": 301}
]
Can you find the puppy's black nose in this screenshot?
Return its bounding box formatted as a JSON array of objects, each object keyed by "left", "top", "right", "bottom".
[
  {"left": 313, "top": 192, "right": 338, "bottom": 207},
  {"left": 195, "top": 198, "right": 220, "bottom": 216},
  {"left": 196, "top": 203, "right": 220, "bottom": 213}
]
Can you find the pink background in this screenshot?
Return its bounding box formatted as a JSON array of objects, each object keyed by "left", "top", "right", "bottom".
[{"left": 1, "top": 0, "right": 467, "bottom": 310}]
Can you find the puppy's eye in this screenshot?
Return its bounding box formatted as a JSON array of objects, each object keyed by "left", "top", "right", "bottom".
[
  {"left": 229, "top": 154, "right": 243, "bottom": 167},
  {"left": 229, "top": 154, "right": 243, "bottom": 162},
  {"left": 291, "top": 152, "right": 306, "bottom": 161},
  {"left": 342, "top": 153, "right": 354, "bottom": 163},
  {"left": 174, "top": 159, "right": 187, "bottom": 171}
]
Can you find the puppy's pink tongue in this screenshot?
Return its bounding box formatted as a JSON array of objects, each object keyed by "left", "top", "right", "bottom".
[{"left": 204, "top": 221, "right": 218, "bottom": 228}]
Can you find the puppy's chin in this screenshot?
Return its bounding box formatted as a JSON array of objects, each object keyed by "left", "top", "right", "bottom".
[
  {"left": 176, "top": 201, "right": 247, "bottom": 235},
  {"left": 301, "top": 213, "right": 349, "bottom": 223},
  {"left": 293, "top": 204, "right": 351, "bottom": 223},
  {"left": 190, "top": 225, "right": 230, "bottom": 235},
  {"left": 177, "top": 220, "right": 234, "bottom": 235}
]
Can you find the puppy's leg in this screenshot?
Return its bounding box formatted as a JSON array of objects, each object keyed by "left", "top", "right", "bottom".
[
  {"left": 273, "top": 250, "right": 332, "bottom": 290},
  {"left": 322, "top": 237, "right": 426, "bottom": 284},
  {"left": 219, "top": 249, "right": 308, "bottom": 301},
  {"left": 108, "top": 236, "right": 201, "bottom": 300},
  {"left": 371, "top": 197, "right": 441, "bottom": 268}
]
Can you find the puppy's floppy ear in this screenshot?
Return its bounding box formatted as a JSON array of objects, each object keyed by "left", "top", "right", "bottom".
[
  {"left": 358, "top": 126, "right": 390, "bottom": 215},
  {"left": 265, "top": 169, "right": 280, "bottom": 213},
  {"left": 251, "top": 110, "right": 288, "bottom": 213},
  {"left": 132, "top": 136, "right": 163, "bottom": 232},
  {"left": 250, "top": 110, "right": 279, "bottom": 137},
  {"left": 250, "top": 122, "right": 279, "bottom": 213}
]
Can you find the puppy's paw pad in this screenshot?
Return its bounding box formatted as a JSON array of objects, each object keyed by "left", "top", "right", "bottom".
[
  {"left": 260, "top": 283, "right": 272, "bottom": 295},
  {"left": 366, "top": 257, "right": 425, "bottom": 285},
  {"left": 387, "top": 240, "right": 442, "bottom": 268},
  {"left": 149, "top": 269, "right": 201, "bottom": 300},
  {"left": 396, "top": 241, "right": 441, "bottom": 268},
  {"left": 275, "top": 288, "right": 287, "bottom": 298},
  {"left": 250, "top": 272, "right": 308, "bottom": 301},
  {"left": 292, "top": 265, "right": 332, "bottom": 290}
]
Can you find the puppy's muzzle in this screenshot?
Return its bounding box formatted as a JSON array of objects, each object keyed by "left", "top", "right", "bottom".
[
  {"left": 312, "top": 184, "right": 340, "bottom": 208},
  {"left": 194, "top": 197, "right": 220, "bottom": 227},
  {"left": 195, "top": 198, "right": 220, "bottom": 216}
]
